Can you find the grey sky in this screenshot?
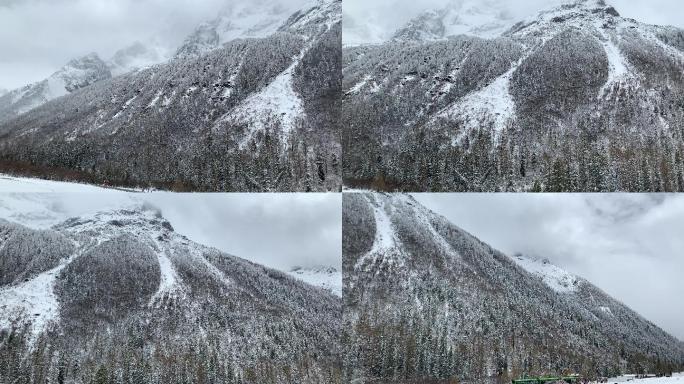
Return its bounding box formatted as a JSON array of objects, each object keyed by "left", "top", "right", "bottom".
[
  {"left": 343, "top": 0, "right": 684, "bottom": 45},
  {"left": 0, "top": 192, "right": 341, "bottom": 272},
  {"left": 0, "top": 0, "right": 225, "bottom": 89},
  {"left": 413, "top": 193, "right": 684, "bottom": 342},
  {"left": 147, "top": 193, "right": 342, "bottom": 271}
]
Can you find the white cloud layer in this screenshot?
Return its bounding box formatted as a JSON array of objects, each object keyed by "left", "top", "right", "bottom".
[
  {"left": 413, "top": 193, "right": 684, "bottom": 341},
  {"left": 343, "top": 0, "right": 684, "bottom": 45}
]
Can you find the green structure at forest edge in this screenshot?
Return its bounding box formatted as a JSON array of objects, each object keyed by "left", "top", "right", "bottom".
[{"left": 512, "top": 374, "right": 580, "bottom": 384}]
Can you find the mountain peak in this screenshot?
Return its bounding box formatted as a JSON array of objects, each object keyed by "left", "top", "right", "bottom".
[
  {"left": 55, "top": 205, "right": 177, "bottom": 245},
  {"left": 393, "top": 0, "right": 514, "bottom": 42}
]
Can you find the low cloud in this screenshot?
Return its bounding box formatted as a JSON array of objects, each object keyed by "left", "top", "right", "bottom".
[
  {"left": 0, "top": 0, "right": 308, "bottom": 89},
  {"left": 343, "top": 0, "right": 684, "bottom": 45}
]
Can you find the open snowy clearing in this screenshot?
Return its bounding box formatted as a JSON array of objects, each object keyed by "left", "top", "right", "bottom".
[
  {"left": 596, "top": 373, "right": 684, "bottom": 383},
  {"left": 0, "top": 173, "right": 132, "bottom": 193}
]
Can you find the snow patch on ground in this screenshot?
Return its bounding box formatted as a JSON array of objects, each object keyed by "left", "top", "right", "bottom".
[
  {"left": 436, "top": 60, "right": 519, "bottom": 144},
  {"left": 401, "top": 194, "right": 460, "bottom": 260},
  {"left": 149, "top": 239, "right": 184, "bottom": 306},
  {"left": 220, "top": 44, "right": 307, "bottom": 148},
  {"left": 511, "top": 254, "right": 579, "bottom": 293},
  {"left": 0, "top": 174, "right": 124, "bottom": 193},
  {"left": 189, "top": 246, "right": 234, "bottom": 289},
  {"left": 148, "top": 89, "right": 164, "bottom": 108},
  {"left": 599, "top": 306, "right": 613, "bottom": 315},
  {"left": 113, "top": 95, "right": 137, "bottom": 119},
  {"left": 346, "top": 75, "right": 372, "bottom": 95},
  {"left": 597, "top": 373, "right": 684, "bottom": 383},
  {"left": 368, "top": 195, "right": 395, "bottom": 253},
  {"left": 0, "top": 242, "right": 82, "bottom": 340},
  {"left": 287, "top": 266, "right": 342, "bottom": 297},
  {"left": 353, "top": 194, "right": 404, "bottom": 273}
]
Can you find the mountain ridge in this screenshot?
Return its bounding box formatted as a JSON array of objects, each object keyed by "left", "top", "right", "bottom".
[
  {"left": 0, "top": 205, "right": 342, "bottom": 383},
  {"left": 343, "top": 0, "right": 684, "bottom": 192},
  {"left": 0, "top": 0, "right": 342, "bottom": 192},
  {"left": 343, "top": 192, "right": 684, "bottom": 382}
]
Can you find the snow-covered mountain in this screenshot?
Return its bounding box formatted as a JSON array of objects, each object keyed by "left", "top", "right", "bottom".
[
  {"left": 392, "top": 0, "right": 516, "bottom": 42},
  {"left": 0, "top": 0, "right": 341, "bottom": 192},
  {"left": 343, "top": 192, "right": 684, "bottom": 382},
  {"left": 288, "top": 265, "right": 342, "bottom": 296},
  {"left": 176, "top": 0, "right": 314, "bottom": 58},
  {"left": 343, "top": 0, "right": 684, "bottom": 192},
  {"left": 0, "top": 205, "right": 341, "bottom": 383},
  {"left": 0, "top": 42, "right": 172, "bottom": 122},
  {"left": 0, "top": 53, "right": 111, "bottom": 122}
]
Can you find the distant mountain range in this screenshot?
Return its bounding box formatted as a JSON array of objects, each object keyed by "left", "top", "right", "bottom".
[
  {"left": 343, "top": 0, "right": 684, "bottom": 192},
  {"left": 0, "top": 205, "right": 342, "bottom": 383},
  {"left": 0, "top": 0, "right": 341, "bottom": 192},
  {"left": 343, "top": 192, "right": 684, "bottom": 383}
]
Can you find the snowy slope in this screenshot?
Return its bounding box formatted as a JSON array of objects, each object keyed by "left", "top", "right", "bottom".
[
  {"left": 0, "top": 0, "right": 341, "bottom": 192},
  {"left": 0, "top": 174, "right": 128, "bottom": 193},
  {"left": 344, "top": 192, "right": 684, "bottom": 381},
  {"left": 221, "top": 45, "right": 308, "bottom": 147},
  {"left": 287, "top": 266, "right": 342, "bottom": 296},
  {"left": 598, "top": 373, "right": 684, "bottom": 383},
  {"left": 211, "top": 0, "right": 340, "bottom": 148},
  {"left": 511, "top": 253, "right": 580, "bottom": 293},
  {"left": 0, "top": 205, "right": 341, "bottom": 383},
  {"left": 343, "top": 0, "right": 684, "bottom": 192}
]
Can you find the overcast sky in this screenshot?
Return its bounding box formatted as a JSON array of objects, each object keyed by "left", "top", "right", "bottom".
[
  {"left": 148, "top": 193, "right": 341, "bottom": 271},
  {"left": 0, "top": 0, "right": 224, "bottom": 89},
  {"left": 343, "top": 0, "right": 684, "bottom": 45},
  {"left": 0, "top": 192, "right": 341, "bottom": 271},
  {"left": 413, "top": 193, "right": 684, "bottom": 341}
]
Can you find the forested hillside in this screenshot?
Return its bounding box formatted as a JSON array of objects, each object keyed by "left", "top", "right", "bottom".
[
  {"left": 0, "top": 0, "right": 341, "bottom": 192},
  {"left": 343, "top": 193, "right": 684, "bottom": 383},
  {"left": 0, "top": 207, "right": 342, "bottom": 384},
  {"left": 343, "top": 0, "right": 684, "bottom": 192}
]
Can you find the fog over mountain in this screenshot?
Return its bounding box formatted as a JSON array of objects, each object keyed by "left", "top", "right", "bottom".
[
  {"left": 0, "top": 0, "right": 311, "bottom": 89},
  {"left": 343, "top": 0, "right": 684, "bottom": 46}
]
